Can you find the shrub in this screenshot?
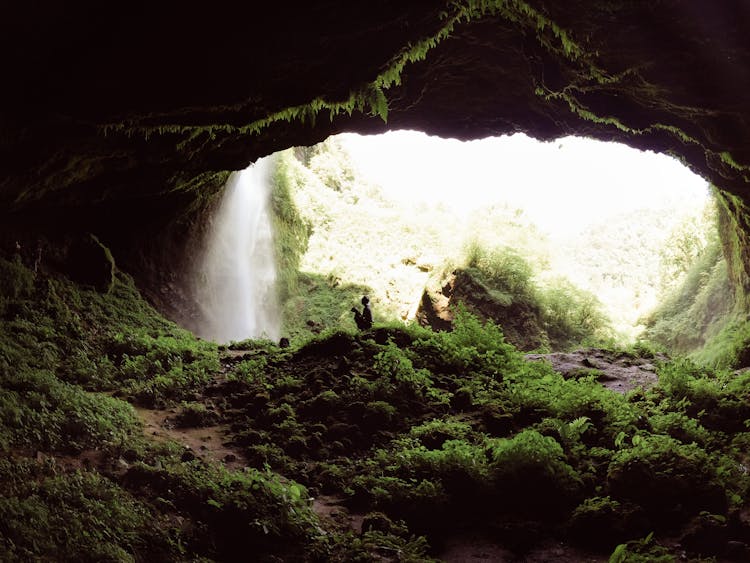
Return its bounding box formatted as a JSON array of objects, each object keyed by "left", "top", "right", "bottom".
[
  {"left": 609, "top": 533, "right": 674, "bottom": 562},
  {"left": 0, "top": 459, "right": 168, "bottom": 562},
  {"left": 413, "top": 307, "right": 522, "bottom": 377},
  {"left": 374, "top": 342, "right": 433, "bottom": 395},
  {"left": 175, "top": 401, "right": 219, "bottom": 428},
  {"left": 463, "top": 242, "right": 535, "bottom": 301},
  {"left": 122, "top": 460, "right": 320, "bottom": 561},
  {"left": 568, "top": 496, "right": 647, "bottom": 550},
  {"left": 487, "top": 429, "right": 583, "bottom": 516},
  {"left": 607, "top": 435, "right": 727, "bottom": 525},
  {"left": 0, "top": 255, "right": 34, "bottom": 301},
  {"left": 540, "top": 277, "right": 611, "bottom": 349}
]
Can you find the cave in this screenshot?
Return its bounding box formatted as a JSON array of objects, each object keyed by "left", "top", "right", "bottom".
[
  {"left": 4, "top": 2, "right": 750, "bottom": 288},
  {"left": 2, "top": 2, "right": 750, "bottom": 561}
]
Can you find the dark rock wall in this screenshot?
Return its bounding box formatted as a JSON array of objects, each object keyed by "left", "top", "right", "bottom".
[{"left": 2, "top": 1, "right": 750, "bottom": 302}]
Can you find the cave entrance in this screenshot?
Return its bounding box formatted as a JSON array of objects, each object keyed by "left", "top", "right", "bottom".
[{"left": 275, "top": 130, "right": 717, "bottom": 351}]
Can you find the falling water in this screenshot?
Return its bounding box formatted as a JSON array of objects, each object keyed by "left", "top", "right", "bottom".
[{"left": 193, "top": 156, "right": 280, "bottom": 343}]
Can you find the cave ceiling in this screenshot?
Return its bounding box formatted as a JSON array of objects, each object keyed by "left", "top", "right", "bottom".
[{"left": 2, "top": 1, "right": 749, "bottom": 226}]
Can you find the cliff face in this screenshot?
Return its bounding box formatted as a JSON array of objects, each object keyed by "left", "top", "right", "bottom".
[{"left": 2, "top": 1, "right": 749, "bottom": 291}]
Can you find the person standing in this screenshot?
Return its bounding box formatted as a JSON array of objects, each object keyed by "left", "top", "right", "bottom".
[{"left": 351, "top": 295, "right": 373, "bottom": 330}]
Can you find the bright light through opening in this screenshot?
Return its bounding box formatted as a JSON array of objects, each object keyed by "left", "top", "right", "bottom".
[
  {"left": 335, "top": 130, "right": 711, "bottom": 340},
  {"left": 339, "top": 131, "right": 709, "bottom": 235}
]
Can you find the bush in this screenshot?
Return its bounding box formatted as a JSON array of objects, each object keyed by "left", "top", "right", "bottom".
[
  {"left": 0, "top": 459, "right": 168, "bottom": 562},
  {"left": 0, "top": 255, "right": 34, "bottom": 302},
  {"left": 463, "top": 242, "right": 536, "bottom": 301},
  {"left": 122, "top": 460, "right": 320, "bottom": 561},
  {"left": 487, "top": 429, "right": 583, "bottom": 516},
  {"left": 607, "top": 435, "right": 727, "bottom": 525},
  {"left": 540, "top": 277, "right": 611, "bottom": 349},
  {"left": 0, "top": 369, "right": 140, "bottom": 452},
  {"left": 568, "top": 496, "right": 647, "bottom": 550},
  {"left": 609, "top": 533, "right": 675, "bottom": 562},
  {"left": 413, "top": 307, "right": 523, "bottom": 377}
]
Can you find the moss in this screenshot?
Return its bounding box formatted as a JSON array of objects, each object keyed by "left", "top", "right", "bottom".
[
  {"left": 0, "top": 459, "right": 168, "bottom": 561},
  {"left": 89, "top": 233, "right": 116, "bottom": 293},
  {"left": 269, "top": 152, "right": 311, "bottom": 300},
  {"left": 719, "top": 151, "right": 750, "bottom": 172},
  {"left": 0, "top": 254, "right": 34, "bottom": 300},
  {"left": 98, "top": 0, "right": 591, "bottom": 143}
]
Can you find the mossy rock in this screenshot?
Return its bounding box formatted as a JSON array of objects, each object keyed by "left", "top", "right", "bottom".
[
  {"left": 567, "top": 496, "right": 648, "bottom": 551},
  {"left": 175, "top": 402, "right": 220, "bottom": 428},
  {"left": 680, "top": 512, "right": 730, "bottom": 558},
  {"left": 296, "top": 331, "right": 357, "bottom": 358}
]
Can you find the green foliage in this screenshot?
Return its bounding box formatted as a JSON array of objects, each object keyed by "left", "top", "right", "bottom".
[
  {"left": 123, "top": 460, "right": 320, "bottom": 559},
  {"left": 568, "top": 496, "right": 647, "bottom": 550},
  {"left": 658, "top": 204, "right": 717, "bottom": 293},
  {"left": 487, "top": 429, "right": 583, "bottom": 512},
  {"left": 230, "top": 355, "right": 270, "bottom": 385},
  {"left": 541, "top": 277, "right": 611, "bottom": 349},
  {"left": 270, "top": 152, "right": 311, "bottom": 300},
  {"left": 607, "top": 434, "right": 727, "bottom": 522},
  {"left": 323, "top": 516, "right": 436, "bottom": 562},
  {"left": 3, "top": 224, "right": 749, "bottom": 561},
  {"left": 0, "top": 254, "right": 34, "bottom": 301},
  {"left": 271, "top": 135, "right": 712, "bottom": 352},
  {"left": 282, "top": 272, "right": 374, "bottom": 341},
  {"left": 695, "top": 316, "right": 750, "bottom": 369},
  {"left": 107, "top": 329, "right": 219, "bottom": 405},
  {"left": 0, "top": 370, "right": 140, "bottom": 452},
  {"left": 175, "top": 401, "right": 219, "bottom": 427},
  {"left": 609, "top": 533, "right": 674, "bottom": 563},
  {"left": 89, "top": 233, "right": 116, "bottom": 293},
  {"left": 374, "top": 343, "right": 434, "bottom": 395},
  {"left": 454, "top": 242, "right": 612, "bottom": 350},
  {"left": 464, "top": 242, "right": 536, "bottom": 302},
  {"left": 644, "top": 227, "right": 733, "bottom": 359},
  {"left": 0, "top": 458, "right": 168, "bottom": 562},
  {"left": 413, "top": 307, "right": 523, "bottom": 376},
  {"left": 0, "top": 253, "right": 219, "bottom": 455}
]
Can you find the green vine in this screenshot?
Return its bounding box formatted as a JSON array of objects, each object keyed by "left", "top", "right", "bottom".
[{"left": 99, "top": 1, "right": 592, "bottom": 142}]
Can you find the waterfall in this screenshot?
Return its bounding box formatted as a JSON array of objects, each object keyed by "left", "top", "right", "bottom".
[{"left": 193, "top": 156, "right": 280, "bottom": 343}]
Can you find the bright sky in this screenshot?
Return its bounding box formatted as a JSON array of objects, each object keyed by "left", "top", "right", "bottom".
[{"left": 339, "top": 130, "right": 710, "bottom": 236}]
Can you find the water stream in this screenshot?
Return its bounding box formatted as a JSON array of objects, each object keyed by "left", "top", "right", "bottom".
[{"left": 193, "top": 156, "right": 280, "bottom": 343}]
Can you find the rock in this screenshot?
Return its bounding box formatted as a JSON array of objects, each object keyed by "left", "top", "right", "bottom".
[
  {"left": 525, "top": 349, "right": 660, "bottom": 394},
  {"left": 361, "top": 512, "right": 397, "bottom": 534},
  {"left": 725, "top": 541, "right": 750, "bottom": 561},
  {"left": 181, "top": 449, "right": 196, "bottom": 462},
  {"left": 681, "top": 513, "right": 729, "bottom": 556},
  {"left": 223, "top": 453, "right": 237, "bottom": 463}
]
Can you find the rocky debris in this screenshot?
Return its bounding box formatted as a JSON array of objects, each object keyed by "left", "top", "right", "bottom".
[
  {"left": 135, "top": 405, "right": 248, "bottom": 470},
  {"left": 312, "top": 495, "right": 364, "bottom": 533},
  {"left": 525, "top": 348, "right": 667, "bottom": 393}
]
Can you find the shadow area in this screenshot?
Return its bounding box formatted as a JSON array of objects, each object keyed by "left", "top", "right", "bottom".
[{"left": 282, "top": 271, "right": 375, "bottom": 342}]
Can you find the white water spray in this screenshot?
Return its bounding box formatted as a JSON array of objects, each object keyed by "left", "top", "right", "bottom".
[{"left": 193, "top": 156, "right": 280, "bottom": 343}]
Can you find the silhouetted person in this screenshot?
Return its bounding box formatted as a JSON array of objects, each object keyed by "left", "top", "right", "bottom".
[{"left": 351, "top": 296, "right": 373, "bottom": 330}]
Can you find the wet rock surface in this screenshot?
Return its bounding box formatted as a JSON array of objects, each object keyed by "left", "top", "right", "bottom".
[{"left": 525, "top": 348, "right": 665, "bottom": 393}]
